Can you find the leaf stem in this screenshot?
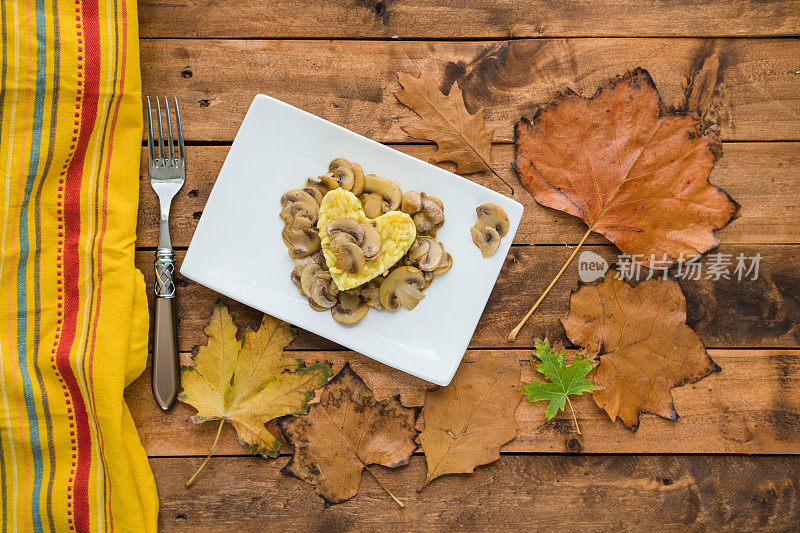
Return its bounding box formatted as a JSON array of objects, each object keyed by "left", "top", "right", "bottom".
[
  {"left": 485, "top": 163, "right": 515, "bottom": 196},
  {"left": 186, "top": 418, "right": 225, "bottom": 488},
  {"left": 566, "top": 396, "right": 582, "bottom": 435},
  {"left": 508, "top": 227, "right": 593, "bottom": 342},
  {"left": 364, "top": 465, "right": 405, "bottom": 508}
]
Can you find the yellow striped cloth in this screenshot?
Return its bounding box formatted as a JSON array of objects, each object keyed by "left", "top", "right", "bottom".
[{"left": 0, "top": 0, "right": 157, "bottom": 530}]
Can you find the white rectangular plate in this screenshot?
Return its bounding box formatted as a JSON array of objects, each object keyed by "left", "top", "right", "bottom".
[{"left": 181, "top": 95, "right": 523, "bottom": 385}]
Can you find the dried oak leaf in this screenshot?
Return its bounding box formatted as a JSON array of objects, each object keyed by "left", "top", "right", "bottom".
[
  {"left": 180, "top": 303, "right": 331, "bottom": 457},
  {"left": 562, "top": 271, "right": 720, "bottom": 430},
  {"left": 278, "top": 363, "right": 418, "bottom": 506},
  {"left": 515, "top": 68, "right": 738, "bottom": 267},
  {"left": 395, "top": 71, "right": 494, "bottom": 174},
  {"left": 419, "top": 355, "right": 521, "bottom": 484}
]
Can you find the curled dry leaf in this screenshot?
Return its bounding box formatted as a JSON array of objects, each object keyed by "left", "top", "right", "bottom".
[
  {"left": 278, "top": 363, "right": 418, "bottom": 507},
  {"left": 562, "top": 271, "right": 721, "bottom": 430},
  {"left": 419, "top": 355, "right": 521, "bottom": 485},
  {"left": 509, "top": 68, "right": 739, "bottom": 340},
  {"left": 395, "top": 71, "right": 493, "bottom": 175},
  {"left": 179, "top": 303, "right": 330, "bottom": 485}
]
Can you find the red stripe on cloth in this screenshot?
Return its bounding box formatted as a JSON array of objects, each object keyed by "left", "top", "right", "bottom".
[{"left": 56, "top": 1, "right": 102, "bottom": 531}]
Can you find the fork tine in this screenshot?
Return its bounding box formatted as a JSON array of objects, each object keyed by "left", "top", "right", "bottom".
[
  {"left": 164, "top": 97, "right": 174, "bottom": 165},
  {"left": 146, "top": 97, "right": 155, "bottom": 165},
  {"left": 155, "top": 97, "right": 165, "bottom": 164},
  {"left": 173, "top": 97, "right": 185, "bottom": 163}
]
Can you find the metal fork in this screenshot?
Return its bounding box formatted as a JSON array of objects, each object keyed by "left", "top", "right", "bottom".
[{"left": 146, "top": 96, "right": 185, "bottom": 411}]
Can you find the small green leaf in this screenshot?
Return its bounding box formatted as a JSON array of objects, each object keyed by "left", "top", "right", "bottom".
[{"left": 523, "top": 339, "right": 594, "bottom": 421}]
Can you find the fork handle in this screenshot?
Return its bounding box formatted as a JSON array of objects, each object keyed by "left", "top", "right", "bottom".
[{"left": 153, "top": 249, "right": 179, "bottom": 410}]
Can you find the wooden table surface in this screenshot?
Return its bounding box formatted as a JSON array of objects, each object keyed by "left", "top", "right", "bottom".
[{"left": 132, "top": 1, "right": 800, "bottom": 530}]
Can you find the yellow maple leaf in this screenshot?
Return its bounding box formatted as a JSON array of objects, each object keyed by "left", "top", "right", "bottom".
[{"left": 179, "top": 302, "right": 330, "bottom": 485}]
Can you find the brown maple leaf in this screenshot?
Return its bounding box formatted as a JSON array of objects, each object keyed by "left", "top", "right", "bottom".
[
  {"left": 419, "top": 355, "right": 521, "bottom": 484},
  {"left": 509, "top": 68, "right": 738, "bottom": 341},
  {"left": 562, "top": 271, "right": 720, "bottom": 430},
  {"left": 278, "top": 363, "right": 418, "bottom": 507},
  {"left": 395, "top": 72, "right": 512, "bottom": 192}
]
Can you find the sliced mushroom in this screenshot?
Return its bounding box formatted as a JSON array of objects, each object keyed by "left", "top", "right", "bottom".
[
  {"left": 331, "top": 291, "right": 369, "bottom": 324},
  {"left": 360, "top": 192, "right": 384, "bottom": 219},
  {"left": 418, "top": 239, "right": 444, "bottom": 272},
  {"left": 360, "top": 279, "right": 384, "bottom": 309},
  {"left": 349, "top": 163, "right": 366, "bottom": 196},
  {"left": 359, "top": 222, "right": 381, "bottom": 260},
  {"left": 294, "top": 251, "right": 326, "bottom": 272},
  {"left": 362, "top": 174, "right": 401, "bottom": 213},
  {"left": 433, "top": 252, "right": 452, "bottom": 275},
  {"left": 303, "top": 177, "right": 328, "bottom": 205},
  {"left": 379, "top": 266, "right": 426, "bottom": 310},
  {"left": 326, "top": 217, "right": 364, "bottom": 242},
  {"left": 310, "top": 276, "right": 339, "bottom": 309},
  {"left": 471, "top": 203, "right": 509, "bottom": 257},
  {"left": 412, "top": 195, "right": 444, "bottom": 234},
  {"left": 300, "top": 264, "right": 323, "bottom": 297},
  {"left": 280, "top": 189, "right": 319, "bottom": 225},
  {"left": 407, "top": 237, "right": 430, "bottom": 263},
  {"left": 470, "top": 226, "right": 501, "bottom": 258},
  {"left": 328, "top": 166, "right": 356, "bottom": 190},
  {"left": 334, "top": 241, "right": 366, "bottom": 274},
  {"left": 282, "top": 218, "right": 320, "bottom": 259},
  {"left": 400, "top": 191, "right": 423, "bottom": 215},
  {"left": 475, "top": 203, "right": 509, "bottom": 237},
  {"left": 326, "top": 217, "right": 381, "bottom": 261}
]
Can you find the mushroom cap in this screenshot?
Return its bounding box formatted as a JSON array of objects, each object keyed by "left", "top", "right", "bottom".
[
  {"left": 363, "top": 174, "right": 402, "bottom": 213},
  {"left": 470, "top": 225, "right": 502, "bottom": 258},
  {"left": 282, "top": 223, "right": 321, "bottom": 259},
  {"left": 379, "top": 266, "right": 426, "bottom": 310},
  {"left": 334, "top": 241, "right": 366, "bottom": 274},
  {"left": 401, "top": 191, "right": 423, "bottom": 215},
  {"left": 360, "top": 192, "right": 384, "bottom": 219},
  {"left": 331, "top": 291, "right": 369, "bottom": 324},
  {"left": 476, "top": 203, "right": 510, "bottom": 237}
]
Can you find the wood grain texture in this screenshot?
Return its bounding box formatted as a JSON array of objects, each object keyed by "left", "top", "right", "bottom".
[
  {"left": 138, "top": 0, "right": 800, "bottom": 39},
  {"left": 152, "top": 455, "right": 800, "bottom": 530},
  {"left": 128, "top": 348, "right": 800, "bottom": 456},
  {"left": 140, "top": 39, "right": 800, "bottom": 143},
  {"left": 135, "top": 244, "right": 800, "bottom": 352},
  {"left": 136, "top": 143, "right": 800, "bottom": 248}
]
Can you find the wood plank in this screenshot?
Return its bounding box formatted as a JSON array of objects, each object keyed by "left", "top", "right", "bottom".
[
  {"left": 140, "top": 39, "right": 800, "bottom": 143},
  {"left": 135, "top": 244, "right": 800, "bottom": 352},
  {"left": 138, "top": 0, "right": 800, "bottom": 39},
  {"left": 152, "top": 455, "right": 800, "bottom": 531},
  {"left": 136, "top": 143, "right": 800, "bottom": 247},
  {"left": 128, "top": 348, "right": 800, "bottom": 456}
]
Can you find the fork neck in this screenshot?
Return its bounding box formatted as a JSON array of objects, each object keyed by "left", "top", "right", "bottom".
[{"left": 157, "top": 195, "right": 172, "bottom": 250}]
